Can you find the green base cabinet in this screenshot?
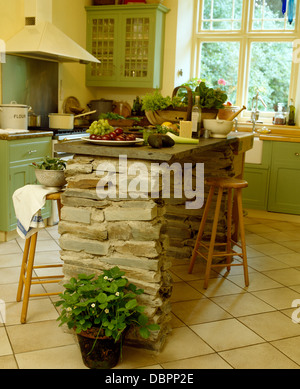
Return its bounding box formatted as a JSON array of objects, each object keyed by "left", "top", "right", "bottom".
[
  {"left": 268, "top": 142, "right": 300, "bottom": 215},
  {"left": 243, "top": 140, "right": 300, "bottom": 215},
  {"left": 0, "top": 136, "right": 52, "bottom": 232},
  {"left": 85, "top": 4, "right": 169, "bottom": 88},
  {"left": 243, "top": 140, "right": 272, "bottom": 211}
]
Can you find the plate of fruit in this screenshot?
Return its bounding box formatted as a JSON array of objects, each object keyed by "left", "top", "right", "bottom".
[{"left": 82, "top": 119, "right": 144, "bottom": 146}]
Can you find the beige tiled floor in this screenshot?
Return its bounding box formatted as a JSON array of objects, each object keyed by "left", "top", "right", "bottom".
[{"left": 1, "top": 212, "right": 300, "bottom": 369}]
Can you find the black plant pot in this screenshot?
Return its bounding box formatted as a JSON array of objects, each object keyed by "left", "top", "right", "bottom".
[{"left": 77, "top": 328, "right": 122, "bottom": 369}]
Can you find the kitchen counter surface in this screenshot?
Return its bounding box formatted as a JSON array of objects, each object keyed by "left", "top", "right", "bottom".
[
  {"left": 237, "top": 126, "right": 300, "bottom": 143},
  {"left": 54, "top": 131, "right": 253, "bottom": 162},
  {"left": 0, "top": 130, "right": 53, "bottom": 141}
]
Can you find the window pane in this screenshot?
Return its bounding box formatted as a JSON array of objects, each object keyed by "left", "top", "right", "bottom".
[
  {"left": 252, "top": 0, "right": 297, "bottom": 30},
  {"left": 202, "top": 0, "right": 243, "bottom": 30},
  {"left": 247, "top": 42, "right": 293, "bottom": 111},
  {"left": 199, "top": 42, "right": 240, "bottom": 104}
]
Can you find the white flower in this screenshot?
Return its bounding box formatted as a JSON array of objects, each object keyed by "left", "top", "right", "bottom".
[
  {"left": 66, "top": 307, "right": 72, "bottom": 312},
  {"left": 105, "top": 309, "right": 109, "bottom": 314},
  {"left": 91, "top": 303, "right": 96, "bottom": 308},
  {"left": 104, "top": 276, "right": 108, "bottom": 280},
  {"left": 115, "top": 292, "right": 120, "bottom": 296}
]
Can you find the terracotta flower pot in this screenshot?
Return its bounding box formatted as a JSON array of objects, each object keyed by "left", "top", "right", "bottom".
[{"left": 77, "top": 328, "right": 124, "bottom": 369}]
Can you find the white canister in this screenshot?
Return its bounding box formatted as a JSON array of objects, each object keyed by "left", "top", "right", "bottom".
[
  {"left": 48, "top": 113, "right": 75, "bottom": 130},
  {"left": 0, "top": 101, "right": 30, "bottom": 130}
]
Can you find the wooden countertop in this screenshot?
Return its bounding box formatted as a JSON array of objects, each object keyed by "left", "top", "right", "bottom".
[
  {"left": 54, "top": 132, "right": 253, "bottom": 163},
  {"left": 0, "top": 130, "right": 53, "bottom": 140},
  {"left": 237, "top": 127, "right": 300, "bottom": 143}
]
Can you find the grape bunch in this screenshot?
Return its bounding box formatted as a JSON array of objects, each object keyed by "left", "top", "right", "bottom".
[{"left": 86, "top": 119, "right": 114, "bottom": 136}]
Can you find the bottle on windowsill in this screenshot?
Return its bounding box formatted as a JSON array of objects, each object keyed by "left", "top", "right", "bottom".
[
  {"left": 191, "top": 95, "right": 201, "bottom": 138},
  {"left": 288, "top": 98, "right": 296, "bottom": 126}
]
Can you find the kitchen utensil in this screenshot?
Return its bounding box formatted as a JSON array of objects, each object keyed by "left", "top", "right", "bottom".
[
  {"left": 48, "top": 110, "right": 96, "bottom": 129},
  {"left": 203, "top": 119, "right": 233, "bottom": 138},
  {"left": 0, "top": 101, "right": 31, "bottom": 130},
  {"left": 81, "top": 137, "right": 144, "bottom": 146},
  {"left": 63, "top": 96, "right": 85, "bottom": 114},
  {"left": 226, "top": 105, "right": 246, "bottom": 121},
  {"left": 87, "top": 99, "right": 114, "bottom": 121}
]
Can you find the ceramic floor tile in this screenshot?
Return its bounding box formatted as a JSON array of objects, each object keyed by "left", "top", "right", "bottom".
[
  {"left": 249, "top": 243, "right": 295, "bottom": 256},
  {"left": 271, "top": 253, "right": 300, "bottom": 267},
  {"left": 5, "top": 298, "right": 58, "bottom": 325},
  {"left": 191, "top": 318, "right": 263, "bottom": 352},
  {"left": 245, "top": 234, "right": 272, "bottom": 245},
  {"left": 0, "top": 267, "right": 21, "bottom": 285},
  {"left": 256, "top": 231, "right": 300, "bottom": 242},
  {"left": 17, "top": 239, "right": 61, "bottom": 252},
  {"left": 262, "top": 221, "right": 300, "bottom": 231},
  {"left": 188, "top": 277, "right": 246, "bottom": 298},
  {"left": 211, "top": 293, "right": 275, "bottom": 317},
  {"left": 0, "top": 283, "right": 45, "bottom": 303},
  {"left": 247, "top": 256, "right": 289, "bottom": 272},
  {"left": 239, "top": 311, "right": 300, "bottom": 341},
  {"left": 271, "top": 336, "right": 300, "bottom": 365},
  {"left": 15, "top": 344, "right": 87, "bottom": 369},
  {"left": 170, "top": 281, "right": 205, "bottom": 302},
  {"left": 252, "top": 287, "right": 300, "bottom": 310},
  {"left": 228, "top": 272, "right": 283, "bottom": 291},
  {"left": 0, "top": 355, "right": 18, "bottom": 369},
  {"left": 0, "top": 241, "right": 22, "bottom": 255},
  {"left": 280, "top": 240, "right": 300, "bottom": 253},
  {"left": 219, "top": 343, "right": 299, "bottom": 369},
  {"left": 0, "top": 253, "right": 23, "bottom": 268},
  {"left": 0, "top": 328, "right": 13, "bottom": 356},
  {"left": 161, "top": 354, "right": 232, "bottom": 369},
  {"left": 6, "top": 320, "right": 76, "bottom": 354},
  {"left": 155, "top": 327, "right": 214, "bottom": 363},
  {"left": 262, "top": 268, "right": 300, "bottom": 286},
  {"left": 172, "top": 299, "right": 232, "bottom": 325},
  {"left": 245, "top": 224, "right": 279, "bottom": 234},
  {"left": 114, "top": 346, "right": 157, "bottom": 369}
]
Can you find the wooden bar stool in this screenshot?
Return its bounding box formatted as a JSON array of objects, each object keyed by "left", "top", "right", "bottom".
[
  {"left": 188, "top": 177, "right": 249, "bottom": 289},
  {"left": 16, "top": 192, "right": 64, "bottom": 324}
]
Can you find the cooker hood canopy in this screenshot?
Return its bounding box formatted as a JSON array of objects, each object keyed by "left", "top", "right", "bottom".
[{"left": 5, "top": 0, "right": 99, "bottom": 64}]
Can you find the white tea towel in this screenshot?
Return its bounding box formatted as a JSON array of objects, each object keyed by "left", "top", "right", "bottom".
[{"left": 12, "top": 185, "right": 58, "bottom": 239}]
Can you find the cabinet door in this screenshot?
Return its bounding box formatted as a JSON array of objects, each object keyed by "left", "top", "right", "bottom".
[
  {"left": 243, "top": 167, "right": 269, "bottom": 210},
  {"left": 268, "top": 142, "right": 300, "bottom": 215},
  {"left": 86, "top": 11, "right": 119, "bottom": 85},
  {"left": 86, "top": 5, "right": 168, "bottom": 88}
]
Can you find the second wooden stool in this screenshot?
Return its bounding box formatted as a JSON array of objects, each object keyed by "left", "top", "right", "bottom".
[
  {"left": 188, "top": 177, "right": 249, "bottom": 289},
  {"left": 16, "top": 192, "right": 64, "bottom": 324}
]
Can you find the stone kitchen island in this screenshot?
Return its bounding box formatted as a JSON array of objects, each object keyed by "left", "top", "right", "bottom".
[{"left": 54, "top": 132, "right": 253, "bottom": 351}]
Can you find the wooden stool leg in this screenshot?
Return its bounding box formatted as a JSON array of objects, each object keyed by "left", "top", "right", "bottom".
[
  {"left": 189, "top": 185, "right": 215, "bottom": 274},
  {"left": 56, "top": 198, "right": 62, "bottom": 220},
  {"left": 204, "top": 186, "right": 223, "bottom": 289},
  {"left": 20, "top": 232, "right": 38, "bottom": 324},
  {"left": 226, "top": 188, "right": 233, "bottom": 272},
  {"left": 16, "top": 237, "right": 31, "bottom": 302},
  {"left": 236, "top": 189, "right": 249, "bottom": 287}
]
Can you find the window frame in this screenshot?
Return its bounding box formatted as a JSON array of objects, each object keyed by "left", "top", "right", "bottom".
[{"left": 193, "top": 0, "right": 300, "bottom": 122}]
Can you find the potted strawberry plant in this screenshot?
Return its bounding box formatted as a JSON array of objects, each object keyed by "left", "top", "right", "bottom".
[{"left": 55, "top": 266, "right": 159, "bottom": 369}]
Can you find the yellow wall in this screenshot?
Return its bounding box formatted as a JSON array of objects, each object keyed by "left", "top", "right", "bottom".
[{"left": 0, "top": 0, "right": 192, "bottom": 111}]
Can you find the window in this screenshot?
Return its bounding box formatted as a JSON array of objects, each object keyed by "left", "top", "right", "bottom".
[{"left": 194, "top": 0, "right": 299, "bottom": 121}]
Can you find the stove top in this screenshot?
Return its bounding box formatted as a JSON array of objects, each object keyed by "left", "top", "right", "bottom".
[{"left": 30, "top": 126, "right": 89, "bottom": 138}]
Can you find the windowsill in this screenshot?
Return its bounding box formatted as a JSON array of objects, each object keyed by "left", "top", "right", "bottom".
[{"left": 237, "top": 121, "right": 300, "bottom": 131}]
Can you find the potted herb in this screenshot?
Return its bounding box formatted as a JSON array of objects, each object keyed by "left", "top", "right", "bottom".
[
  {"left": 32, "top": 157, "right": 67, "bottom": 188},
  {"left": 55, "top": 266, "right": 160, "bottom": 369},
  {"left": 142, "top": 88, "right": 192, "bottom": 125}
]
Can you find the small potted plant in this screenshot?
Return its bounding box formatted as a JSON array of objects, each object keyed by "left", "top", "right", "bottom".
[
  {"left": 55, "top": 266, "right": 160, "bottom": 369},
  {"left": 32, "top": 156, "right": 67, "bottom": 188}
]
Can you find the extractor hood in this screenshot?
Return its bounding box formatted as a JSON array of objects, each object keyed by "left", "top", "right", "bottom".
[{"left": 5, "top": 0, "right": 99, "bottom": 64}]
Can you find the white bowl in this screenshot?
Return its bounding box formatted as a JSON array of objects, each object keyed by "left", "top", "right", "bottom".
[
  {"left": 35, "top": 169, "right": 66, "bottom": 189},
  {"left": 203, "top": 119, "right": 233, "bottom": 138}
]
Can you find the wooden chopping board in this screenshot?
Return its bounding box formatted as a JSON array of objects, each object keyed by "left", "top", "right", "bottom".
[{"left": 113, "top": 101, "right": 132, "bottom": 118}]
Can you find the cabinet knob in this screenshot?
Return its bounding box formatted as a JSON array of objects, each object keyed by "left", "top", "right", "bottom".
[{"left": 28, "top": 150, "right": 37, "bottom": 154}]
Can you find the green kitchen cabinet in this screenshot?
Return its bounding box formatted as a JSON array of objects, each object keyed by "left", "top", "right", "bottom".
[
  {"left": 85, "top": 4, "right": 169, "bottom": 88},
  {"left": 268, "top": 141, "right": 300, "bottom": 214},
  {"left": 0, "top": 136, "right": 52, "bottom": 233},
  {"left": 243, "top": 140, "right": 272, "bottom": 210}
]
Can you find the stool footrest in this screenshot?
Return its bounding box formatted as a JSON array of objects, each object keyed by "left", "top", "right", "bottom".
[{"left": 29, "top": 292, "right": 61, "bottom": 298}]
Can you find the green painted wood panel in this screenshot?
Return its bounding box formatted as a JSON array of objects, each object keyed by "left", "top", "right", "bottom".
[
  {"left": 85, "top": 4, "right": 169, "bottom": 88},
  {"left": 0, "top": 137, "right": 52, "bottom": 232}
]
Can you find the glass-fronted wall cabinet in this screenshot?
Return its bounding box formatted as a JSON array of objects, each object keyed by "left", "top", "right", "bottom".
[{"left": 85, "top": 4, "right": 169, "bottom": 88}]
